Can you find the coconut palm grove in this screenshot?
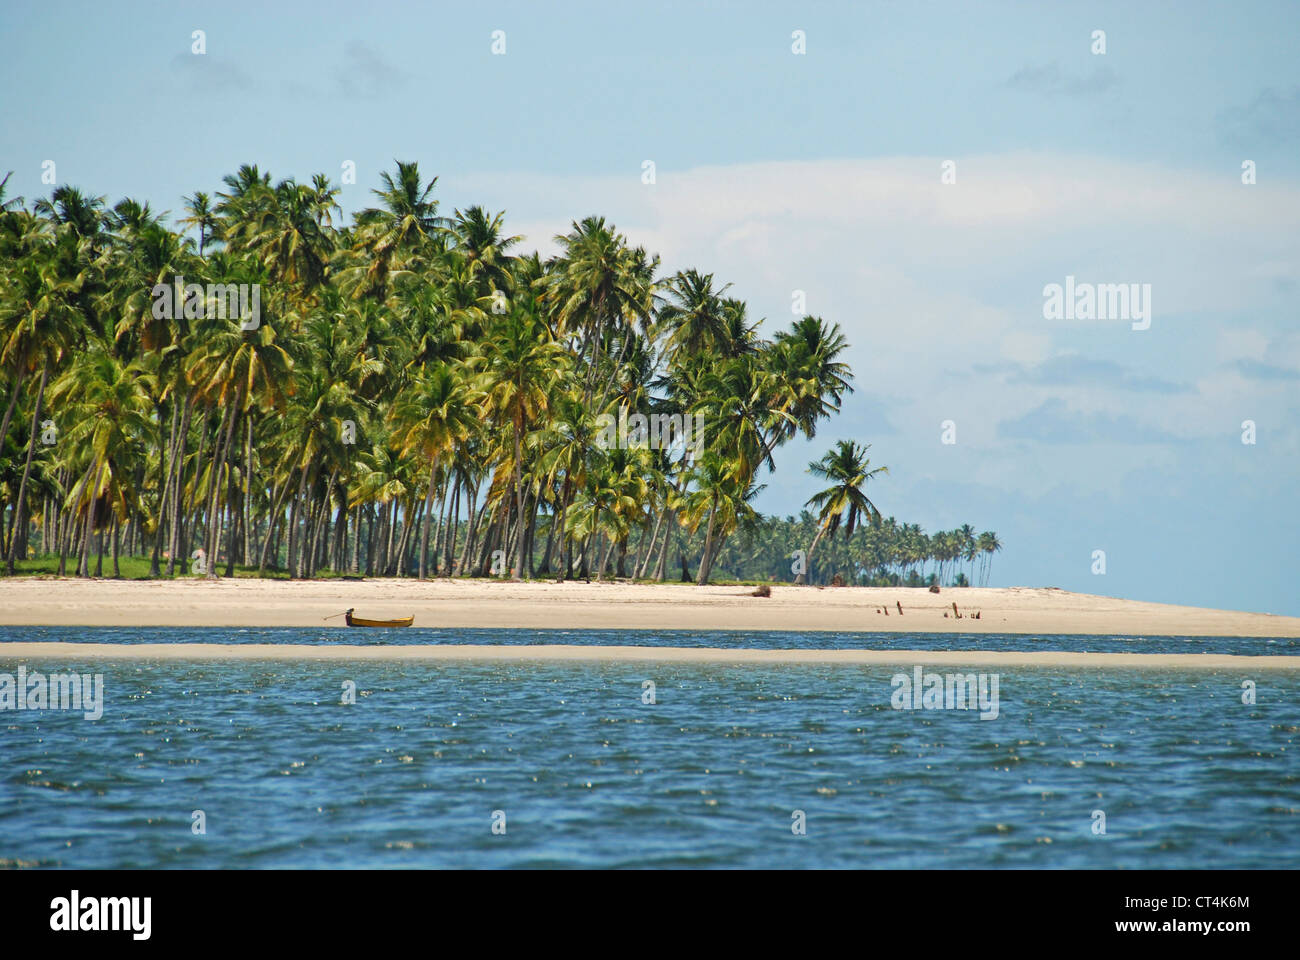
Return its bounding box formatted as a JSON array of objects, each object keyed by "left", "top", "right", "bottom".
[{"left": 0, "top": 162, "right": 1000, "bottom": 586}]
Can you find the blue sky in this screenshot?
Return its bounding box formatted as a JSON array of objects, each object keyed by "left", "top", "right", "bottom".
[{"left": 3, "top": 1, "right": 1298, "bottom": 613}]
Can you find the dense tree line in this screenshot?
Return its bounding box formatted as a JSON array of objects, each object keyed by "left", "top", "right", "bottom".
[
  {"left": 712, "top": 513, "right": 1002, "bottom": 586},
  {"left": 0, "top": 164, "right": 999, "bottom": 586}
]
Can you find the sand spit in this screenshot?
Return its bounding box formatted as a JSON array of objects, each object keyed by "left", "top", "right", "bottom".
[
  {"left": 3, "top": 642, "right": 1298, "bottom": 670},
  {"left": 0, "top": 579, "right": 1298, "bottom": 638}
]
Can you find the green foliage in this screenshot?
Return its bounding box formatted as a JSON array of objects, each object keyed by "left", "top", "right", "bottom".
[{"left": 0, "top": 164, "right": 1000, "bottom": 585}]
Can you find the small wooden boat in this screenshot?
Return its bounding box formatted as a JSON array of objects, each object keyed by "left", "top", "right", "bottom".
[{"left": 344, "top": 608, "right": 414, "bottom": 628}]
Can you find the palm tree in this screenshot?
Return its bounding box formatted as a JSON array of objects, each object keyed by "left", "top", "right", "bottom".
[
  {"left": 473, "top": 308, "right": 566, "bottom": 580},
  {"left": 187, "top": 309, "right": 295, "bottom": 576},
  {"left": 179, "top": 192, "right": 216, "bottom": 256},
  {"left": 343, "top": 160, "right": 447, "bottom": 301},
  {"left": 546, "top": 217, "right": 658, "bottom": 403},
  {"left": 450, "top": 205, "right": 520, "bottom": 295},
  {"left": 45, "top": 347, "right": 154, "bottom": 576},
  {"left": 798, "top": 440, "right": 888, "bottom": 585},
  {"left": 390, "top": 362, "right": 478, "bottom": 578},
  {"left": 957, "top": 523, "right": 977, "bottom": 585},
  {"left": 978, "top": 531, "right": 1002, "bottom": 586},
  {"left": 1, "top": 215, "right": 88, "bottom": 575},
  {"left": 658, "top": 269, "right": 732, "bottom": 360},
  {"left": 0, "top": 172, "right": 24, "bottom": 214},
  {"left": 0, "top": 213, "right": 55, "bottom": 455},
  {"left": 768, "top": 316, "right": 855, "bottom": 443},
  {"left": 680, "top": 451, "right": 762, "bottom": 584}
]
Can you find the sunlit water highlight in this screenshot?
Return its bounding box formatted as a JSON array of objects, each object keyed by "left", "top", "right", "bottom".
[{"left": 1, "top": 628, "right": 1297, "bottom": 868}]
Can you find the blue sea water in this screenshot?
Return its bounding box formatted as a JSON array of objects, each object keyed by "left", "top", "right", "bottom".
[
  {"left": 1, "top": 628, "right": 1297, "bottom": 869},
  {"left": 4, "top": 625, "right": 1297, "bottom": 656}
]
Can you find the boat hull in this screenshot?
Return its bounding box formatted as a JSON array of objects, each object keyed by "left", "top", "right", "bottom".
[{"left": 344, "top": 613, "right": 414, "bottom": 628}]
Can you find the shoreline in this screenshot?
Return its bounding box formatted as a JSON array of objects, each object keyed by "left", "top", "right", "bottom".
[
  {"left": 4, "top": 642, "right": 1299, "bottom": 669},
  {"left": 1, "top": 578, "right": 1298, "bottom": 638}
]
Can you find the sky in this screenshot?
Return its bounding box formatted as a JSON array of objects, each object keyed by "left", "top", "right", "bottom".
[{"left": 2, "top": 1, "right": 1298, "bottom": 614}]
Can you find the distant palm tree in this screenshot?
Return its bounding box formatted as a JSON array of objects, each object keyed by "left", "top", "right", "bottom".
[
  {"left": 978, "top": 531, "right": 1002, "bottom": 586},
  {"left": 450, "top": 205, "right": 520, "bottom": 295},
  {"left": 959, "top": 523, "right": 977, "bottom": 585},
  {"left": 0, "top": 172, "right": 24, "bottom": 214},
  {"left": 180, "top": 192, "right": 217, "bottom": 256}
]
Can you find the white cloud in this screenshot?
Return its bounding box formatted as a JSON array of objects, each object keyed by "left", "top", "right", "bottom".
[{"left": 456, "top": 154, "right": 1300, "bottom": 504}]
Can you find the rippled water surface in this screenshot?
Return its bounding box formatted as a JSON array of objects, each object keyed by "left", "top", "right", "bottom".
[
  {"left": 3, "top": 624, "right": 1297, "bottom": 656},
  {"left": 1, "top": 628, "right": 1298, "bottom": 868}
]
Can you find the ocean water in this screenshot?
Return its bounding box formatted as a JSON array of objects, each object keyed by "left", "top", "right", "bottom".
[
  {"left": 4, "top": 624, "right": 1297, "bottom": 656},
  {"left": 1, "top": 628, "right": 1298, "bottom": 869}
]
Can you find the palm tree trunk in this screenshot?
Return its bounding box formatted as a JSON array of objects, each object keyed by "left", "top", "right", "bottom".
[
  {"left": 165, "top": 393, "right": 195, "bottom": 576},
  {"left": 456, "top": 482, "right": 480, "bottom": 577},
  {"left": 111, "top": 512, "right": 121, "bottom": 578},
  {"left": 349, "top": 504, "right": 361, "bottom": 574},
  {"left": 208, "top": 388, "right": 243, "bottom": 578},
  {"left": 0, "top": 354, "right": 28, "bottom": 457},
  {"left": 418, "top": 456, "right": 441, "bottom": 579},
  {"left": 395, "top": 495, "right": 417, "bottom": 577},
  {"left": 523, "top": 492, "right": 539, "bottom": 577},
  {"left": 383, "top": 500, "right": 398, "bottom": 576},
  {"left": 442, "top": 479, "right": 460, "bottom": 577},
  {"left": 598, "top": 533, "right": 616, "bottom": 581},
  {"left": 695, "top": 496, "right": 718, "bottom": 585},
  {"left": 79, "top": 462, "right": 104, "bottom": 578},
  {"left": 538, "top": 502, "right": 556, "bottom": 575},
  {"left": 242, "top": 414, "right": 255, "bottom": 566},
  {"left": 512, "top": 419, "right": 526, "bottom": 580},
  {"left": 797, "top": 524, "right": 829, "bottom": 586},
  {"left": 438, "top": 473, "right": 456, "bottom": 574},
  {"left": 148, "top": 398, "right": 175, "bottom": 577},
  {"left": 557, "top": 479, "right": 573, "bottom": 580},
  {"left": 57, "top": 500, "right": 72, "bottom": 576},
  {"left": 77, "top": 508, "right": 90, "bottom": 578},
  {"left": 4, "top": 358, "right": 49, "bottom": 576},
  {"left": 636, "top": 503, "right": 665, "bottom": 579},
  {"left": 258, "top": 479, "right": 291, "bottom": 573},
  {"left": 336, "top": 502, "right": 347, "bottom": 574},
  {"left": 307, "top": 471, "right": 337, "bottom": 578},
  {"left": 363, "top": 504, "right": 376, "bottom": 576},
  {"left": 286, "top": 461, "right": 309, "bottom": 578},
  {"left": 652, "top": 506, "right": 674, "bottom": 581}
]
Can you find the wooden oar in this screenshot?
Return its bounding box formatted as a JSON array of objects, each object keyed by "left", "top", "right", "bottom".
[{"left": 322, "top": 611, "right": 348, "bottom": 622}]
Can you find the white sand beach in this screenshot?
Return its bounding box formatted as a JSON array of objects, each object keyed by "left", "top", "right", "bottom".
[{"left": 0, "top": 578, "right": 1297, "bottom": 638}]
